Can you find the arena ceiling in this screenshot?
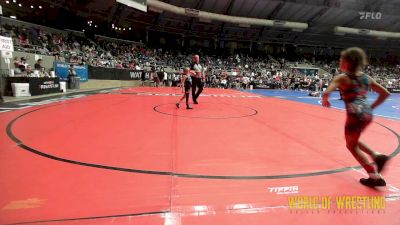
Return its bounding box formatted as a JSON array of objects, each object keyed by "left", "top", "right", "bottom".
[{"left": 3, "top": 0, "right": 400, "bottom": 51}]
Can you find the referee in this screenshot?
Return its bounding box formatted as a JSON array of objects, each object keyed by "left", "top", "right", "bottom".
[{"left": 191, "top": 55, "right": 204, "bottom": 104}]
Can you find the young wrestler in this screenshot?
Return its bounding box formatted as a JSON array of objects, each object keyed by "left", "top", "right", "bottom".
[
  {"left": 176, "top": 68, "right": 193, "bottom": 110},
  {"left": 322, "top": 47, "right": 390, "bottom": 187}
]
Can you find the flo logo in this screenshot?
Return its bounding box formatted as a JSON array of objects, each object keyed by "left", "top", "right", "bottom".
[
  {"left": 359, "top": 12, "right": 382, "bottom": 20},
  {"left": 268, "top": 186, "right": 299, "bottom": 195}
]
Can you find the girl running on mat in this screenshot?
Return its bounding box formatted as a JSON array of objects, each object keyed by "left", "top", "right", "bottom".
[
  {"left": 176, "top": 68, "right": 193, "bottom": 110},
  {"left": 322, "top": 47, "right": 391, "bottom": 187}
]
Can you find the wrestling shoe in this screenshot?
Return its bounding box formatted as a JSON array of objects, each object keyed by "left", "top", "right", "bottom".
[{"left": 360, "top": 178, "right": 386, "bottom": 187}]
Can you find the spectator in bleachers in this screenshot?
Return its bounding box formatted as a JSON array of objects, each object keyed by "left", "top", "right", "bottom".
[
  {"left": 18, "top": 32, "right": 29, "bottom": 47},
  {"left": 12, "top": 57, "right": 22, "bottom": 74},
  {"left": 34, "top": 59, "right": 43, "bottom": 70},
  {"left": 68, "top": 64, "right": 77, "bottom": 78},
  {"left": 2, "top": 20, "right": 399, "bottom": 89},
  {"left": 39, "top": 67, "right": 50, "bottom": 77},
  {"left": 18, "top": 57, "right": 29, "bottom": 72},
  {"left": 129, "top": 61, "right": 136, "bottom": 70},
  {"left": 115, "top": 61, "right": 124, "bottom": 69},
  {"left": 26, "top": 66, "right": 34, "bottom": 77}
]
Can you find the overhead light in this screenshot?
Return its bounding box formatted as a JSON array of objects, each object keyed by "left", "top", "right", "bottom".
[
  {"left": 117, "top": 0, "right": 147, "bottom": 12},
  {"left": 185, "top": 8, "right": 199, "bottom": 17},
  {"left": 238, "top": 23, "right": 250, "bottom": 28},
  {"left": 5, "top": 1, "right": 10, "bottom": 4},
  {"left": 149, "top": 7, "right": 163, "bottom": 13},
  {"left": 123, "top": 28, "right": 125, "bottom": 31},
  {"left": 31, "top": 5, "right": 34, "bottom": 9},
  {"left": 39, "top": 5, "right": 42, "bottom": 9},
  {"left": 18, "top": 3, "right": 22, "bottom": 7},
  {"left": 199, "top": 18, "right": 212, "bottom": 23},
  {"left": 13, "top": 0, "right": 16, "bottom": 3},
  {"left": 82, "top": 29, "right": 85, "bottom": 32},
  {"left": 10, "top": 15, "right": 16, "bottom": 19},
  {"left": 334, "top": 26, "right": 400, "bottom": 39},
  {"left": 334, "top": 32, "right": 345, "bottom": 36},
  {"left": 129, "top": 27, "right": 131, "bottom": 30},
  {"left": 95, "top": 25, "right": 97, "bottom": 28},
  {"left": 273, "top": 20, "right": 287, "bottom": 26}
]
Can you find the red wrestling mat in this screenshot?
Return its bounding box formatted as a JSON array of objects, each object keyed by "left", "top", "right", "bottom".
[{"left": 0, "top": 87, "right": 399, "bottom": 225}]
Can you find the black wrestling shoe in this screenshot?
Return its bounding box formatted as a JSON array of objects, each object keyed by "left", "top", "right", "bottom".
[
  {"left": 186, "top": 105, "right": 193, "bottom": 110},
  {"left": 360, "top": 178, "right": 386, "bottom": 187},
  {"left": 176, "top": 103, "right": 180, "bottom": 109},
  {"left": 375, "top": 155, "right": 390, "bottom": 173},
  {"left": 193, "top": 100, "right": 199, "bottom": 104}
]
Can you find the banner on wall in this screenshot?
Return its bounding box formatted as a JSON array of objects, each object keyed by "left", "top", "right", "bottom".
[
  {"left": 0, "top": 36, "right": 14, "bottom": 52},
  {"left": 6, "top": 77, "right": 60, "bottom": 96},
  {"left": 54, "top": 62, "right": 88, "bottom": 82},
  {"left": 292, "top": 67, "right": 319, "bottom": 77},
  {"left": 88, "top": 66, "right": 181, "bottom": 81},
  {"left": 253, "top": 84, "right": 275, "bottom": 89},
  {"left": 388, "top": 88, "right": 400, "bottom": 93},
  {"left": 88, "top": 66, "right": 137, "bottom": 80}
]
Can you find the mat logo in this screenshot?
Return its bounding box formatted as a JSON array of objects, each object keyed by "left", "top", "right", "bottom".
[
  {"left": 18, "top": 95, "right": 87, "bottom": 107},
  {"left": 3, "top": 198, "right": 47, "bottom": 210},
  {"left": 268, "top": 186, "right": 299, "bottom": 195}
]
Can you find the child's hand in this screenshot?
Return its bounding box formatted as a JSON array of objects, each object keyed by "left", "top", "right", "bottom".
[{"left": 322, "top": 97, "right": 331, "bottom": 108}]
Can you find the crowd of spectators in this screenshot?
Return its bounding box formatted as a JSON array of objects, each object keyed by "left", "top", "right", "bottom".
[
  {"left": 1, "top": 22, "right": 399, "bottom": 90},
  {"left": 12, "top": 57, "right": 50, "bottom": 77}
]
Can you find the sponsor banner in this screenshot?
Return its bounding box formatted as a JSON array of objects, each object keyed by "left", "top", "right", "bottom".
[
  {"left": 54, "top": 62, "right": 88, "bottom": 82},
  {"left": 6, "top": 77, "right": 61, "bottom": 96},
  {"left": 253, "top": 84, "right": 275, "bottom": 89},
  {"left": 88, "top": 66, "right": 122, "bottom": 80},
  {"left": 0, "top": 36, "right": 14, "bottom": 52},
  {"left": 88, "top": 66, "right": 181, "bottom": 81},
  {"left": 127, "top": 70, "right": 152, "bottom": 80},
  {"left": 388, "top": 88, "right": 400, "bottom": 93},
  {"left": 88, "top": 66, "right": 144, "bottom": 80},
  {"left": 268, "top": 186, "right": 299, "bottom": 195},
  {"left": 292, "top": 67, "right": 319, "bottom": 76}
]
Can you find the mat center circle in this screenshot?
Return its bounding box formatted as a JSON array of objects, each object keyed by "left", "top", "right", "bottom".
[{"left": 154, "top": 102, "right": 257, "bottom": 119}]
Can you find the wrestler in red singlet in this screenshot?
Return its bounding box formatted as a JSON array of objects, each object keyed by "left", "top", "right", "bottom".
[{"left": 323, "top": 47, "right": 391, "bottom": 187}]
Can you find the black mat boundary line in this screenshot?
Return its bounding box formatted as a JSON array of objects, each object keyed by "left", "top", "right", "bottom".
[{"left": 6, "top": 104, "right": 400, "bottom": 180}]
